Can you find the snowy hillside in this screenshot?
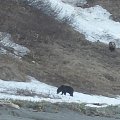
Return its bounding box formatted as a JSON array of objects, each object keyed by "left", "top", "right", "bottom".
[
  {"left": 0, "top": 76, "right": 120, "bottom": 108},
  {"left": 0, "top": 32, "right": 30, "bottom": 57},
  {"left": 27, "top": 0, "right": 120, "bottom": 47},
  {"left": 1, "top": 0, "right": 120, "bottom": 109}
]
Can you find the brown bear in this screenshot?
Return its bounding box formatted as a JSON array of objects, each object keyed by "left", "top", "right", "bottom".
[
  {"left": 109, "top": 42, "right": 116, "bottom": 52},
  {"left": 57, "top": 85, "right": 74, "bottom": 96}
]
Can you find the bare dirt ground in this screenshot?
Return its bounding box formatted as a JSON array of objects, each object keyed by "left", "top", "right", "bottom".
[{"left": 0, "top": 0, "right": 120, "bottom": 97}]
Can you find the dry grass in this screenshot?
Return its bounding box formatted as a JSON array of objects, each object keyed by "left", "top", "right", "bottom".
[
  {"left": 16, "top": 88, "right": 61, "bottom": 99},
  {"left": 0, "top": 54, "right": 27, "bottom": 81},
  {"left": 2, "top": 99, "right": 120, "bottom": 118}
]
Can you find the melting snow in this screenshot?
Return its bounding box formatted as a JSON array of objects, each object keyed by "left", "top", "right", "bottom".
[
  {"left": 0, "top": 76, "right": 120, "bottom": 108},
  {"left": 0, "top": 32, "right": 30, "bottom": 56},
  {"left": 27, "top": 0, "right": 120, "bottom": 47}
]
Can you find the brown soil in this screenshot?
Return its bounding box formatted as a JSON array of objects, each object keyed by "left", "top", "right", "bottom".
[{"left": 0, "top": 0, "right": 120, "bottom": 97}]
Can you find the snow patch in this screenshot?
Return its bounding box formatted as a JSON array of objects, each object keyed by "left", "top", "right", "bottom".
[
  {"left": 0, "top": 76, "right": 120, "bottom": 108},
  {"left": 61, "top": 0, "right": 87, "bottom": 6},
  {"left": 0, "top": 32, "right": 30, "bottom": 57},
  {"left": 27, "top": 0, "right": 120, "bottom": 47}
]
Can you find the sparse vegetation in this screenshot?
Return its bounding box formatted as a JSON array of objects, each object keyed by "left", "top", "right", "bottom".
[
  {"left": 16, "top": 88, "right": 61, "bottom": 99},
  {"left": 0, "top": 99, "right": 119, "bottom": 118}
]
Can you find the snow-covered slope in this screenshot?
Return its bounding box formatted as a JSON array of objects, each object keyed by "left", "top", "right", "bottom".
[
  {"left": 61, "top": 0, "right": 87, "bottom": 6},
  {"left": 27, "top": 0, "right": 120, "bottom": 47},
  {"left": 0, "top": 76, "right": 120, "bottom": 108},
  {"left": 0, "top": 32, "right": 30, "bottom": 57}
]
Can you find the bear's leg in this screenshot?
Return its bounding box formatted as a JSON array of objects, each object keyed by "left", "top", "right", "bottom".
[
  {"left": 70, "top": 94, "right": 73, "bottom": 96},
  {"left": 64, "top": 91, "right": 66, "bottom": 95},
  {"left": 61, "top": 91, "right": 64, "bottom": 95},
  {"left": 70, "top": 92, "right": 73, "bottom": 96}
]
